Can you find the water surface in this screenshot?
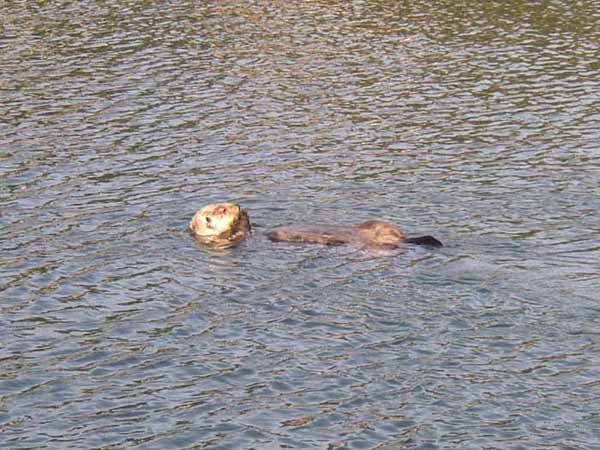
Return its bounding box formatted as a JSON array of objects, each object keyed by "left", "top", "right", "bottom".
[{"left": 1, "top": 1, "right": 599, "bottom": 449}]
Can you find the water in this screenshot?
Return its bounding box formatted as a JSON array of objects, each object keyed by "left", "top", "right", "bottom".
[{"left": 1, "top": 1, "right": 599, "bottom": 448}]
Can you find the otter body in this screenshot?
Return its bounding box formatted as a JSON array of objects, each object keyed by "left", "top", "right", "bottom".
[
  {"left": 190, "top": 203, "right": 442, "bottom": 249},
  {"left": 267, "top": 220, "right": 442, "bottom": 249},
  {"left": 267, "top": 224, "right": 357, "bottom": 246}
]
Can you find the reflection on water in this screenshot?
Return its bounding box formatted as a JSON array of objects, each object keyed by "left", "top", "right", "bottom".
[{"left": 1, "top": 1, "right": 599, "bottom": 449}]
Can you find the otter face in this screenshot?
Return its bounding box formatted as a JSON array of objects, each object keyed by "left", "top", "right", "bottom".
[{"left": 190, "top": 203, "right": 242, "bottom": 237}]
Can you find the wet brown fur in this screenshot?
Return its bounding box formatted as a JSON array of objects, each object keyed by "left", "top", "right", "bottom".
[
  {"left": 190, "top": 204, "right": 442, "bottom": 249},
  {"left": 266, "top": 220, "right": 410, "bottom": 249}
]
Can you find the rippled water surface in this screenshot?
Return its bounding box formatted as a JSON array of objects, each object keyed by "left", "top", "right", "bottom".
[{"left": 2, "top": 1, "right": 600, "bottom": 448}]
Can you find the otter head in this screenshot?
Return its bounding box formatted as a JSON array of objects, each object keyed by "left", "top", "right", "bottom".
[
  {"left": 355, "top": 220, "right": 405, "bottom": 247},
  {"left": 190, "top": 203, "right": 250, "bottom": 247}
]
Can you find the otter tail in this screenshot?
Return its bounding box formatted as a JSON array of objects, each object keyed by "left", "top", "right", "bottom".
[{"left": 405, "top": 235, "right": 443, "bottom": 247}]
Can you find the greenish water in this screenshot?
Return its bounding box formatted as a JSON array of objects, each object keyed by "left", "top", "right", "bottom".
[{"left": 1, "top": 1, "right": 599, "bottom": 449}]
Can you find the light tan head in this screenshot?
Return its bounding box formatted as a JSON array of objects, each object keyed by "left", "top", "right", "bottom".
[
  {"left": 190, "top": 203, "right": 250, "bottom": 245},
  {"left": 355, "top": 220, "right": 405, "bottom": 247}
]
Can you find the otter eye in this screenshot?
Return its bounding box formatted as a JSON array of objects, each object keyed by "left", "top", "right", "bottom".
[{"left": 205, "top": 217, "right": 211, "bottom": 224}]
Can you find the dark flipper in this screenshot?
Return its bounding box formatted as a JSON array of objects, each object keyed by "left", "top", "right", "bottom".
[{"left": 405, "top": 235, "right": 443, "bottom": 247}]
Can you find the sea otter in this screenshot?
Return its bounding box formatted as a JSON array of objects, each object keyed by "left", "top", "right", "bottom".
[
  {"left": 267, "top": 221, "right": 442, "bottom": 248},
  {"left": 189, "top": 202, "right": 251, "bottom": 248},
  {"left": 190, "top": 203, "right": 442, "bottom": 249}
]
